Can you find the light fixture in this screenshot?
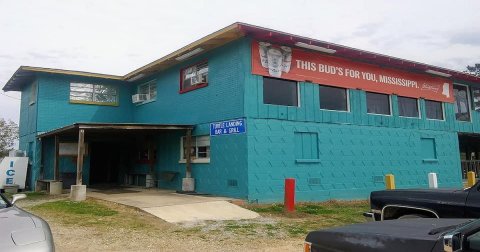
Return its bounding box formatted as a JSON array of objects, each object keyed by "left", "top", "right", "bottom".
[
  {"left": 425, "top": 69, "right": 451, "bottom": 78},
  {"left": 126, "top": 73, "right": 145, "bottom": 82},
  {"left": 175, "top": 48, "right": 204, "bottom": 61},
  {"left": 295, "top": 42, "right": 336, "bottom": 54}
]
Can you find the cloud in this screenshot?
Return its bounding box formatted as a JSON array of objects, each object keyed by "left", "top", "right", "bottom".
[{"left": 450, "top": 30, "right": 480, "bottom": 46}]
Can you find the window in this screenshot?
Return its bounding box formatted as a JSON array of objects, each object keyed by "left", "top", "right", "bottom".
[
  {"left": 138, "top": 81, "right": 157, "bottom": 102},
  {"left": 263, "top": 77, "right": 298, "bottom": 106},
  {"left": 180, "top": 135, "right": 210, "bottom": 163},
  {"left": 421, "top": 138, "right": 437, "bottom": 160},
  {"left": 454, "top": 84, "right": 471, "bottom": 121},
  {"left": 294, "top": 132, "right": 319, "bottom": 161},
  {"left": 425, "top": 100, "right": 444, "bottom": 120},
  {"left": 472, "top": 87, "right": 480, "bottom": 111},
  {"left": 319, "top": 85, "right": 348, "bottom": 111},
  {"left": 398, "top": 96, "right": 419, "bottom": 118},
  {"left": 366, "top": 92, "right": 390, "bottom": 115},
  {"left": 180, "top": 61, "right": 208, "bottom": 93},
  {"left": 70, "top": 83, "right": 118, "bottom": 106},
  {"left": 29, "top": 81, "right": 37, "bottom": 105}
]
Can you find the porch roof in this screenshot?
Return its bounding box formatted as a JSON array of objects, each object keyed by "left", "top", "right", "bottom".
[{"left": 37, "top": 123, "right": 194, "bottom": 138}]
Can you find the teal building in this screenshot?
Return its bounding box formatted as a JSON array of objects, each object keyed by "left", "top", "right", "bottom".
[{"left": 3, "top": 23, "right": 480, "bottom": 202}]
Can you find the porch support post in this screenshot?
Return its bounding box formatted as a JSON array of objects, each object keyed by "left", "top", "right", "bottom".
[
  {"left": 53, "top": 135, "right": 59, "bottom": 181},
  {"left": 185, "top": 128, "right": 192, "bottom": 178},
  {"left": 76, "top": 129, "right": 85, "bottom": 185},
  {"left": 181, "top": 128, "right": 195, "bottom": 192},
  {"left": 71, "top": 129, "right": 86, "bottom": 201}
]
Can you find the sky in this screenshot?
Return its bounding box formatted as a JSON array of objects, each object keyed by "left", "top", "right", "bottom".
[{"left": 0, "top": 0, "right": 479, "bottom": 123}]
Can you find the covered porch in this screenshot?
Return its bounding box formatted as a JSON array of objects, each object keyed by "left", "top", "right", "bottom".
[
  {"left": 459, "top": 133, "right": 480, "bottom": 179},
  {"left": 37, "top": 123, "right": 195, "bottom": 200}
]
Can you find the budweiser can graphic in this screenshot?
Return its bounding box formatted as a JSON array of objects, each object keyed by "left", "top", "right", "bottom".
[
  {"left": 267, "top": 48, "right": 283, "bottom": 77},
  {"left": 259, "top": 42, "right": 271, "bottom": 68},
  {"left": 280, "top": 46, "right": 292, "bottom": 73}
]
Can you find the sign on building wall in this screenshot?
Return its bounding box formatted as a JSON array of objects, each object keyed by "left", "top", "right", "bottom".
[
  {"left": 251, "top": 41, "right": 454, "bottom": 103},
  {"left": 210, "top": 119, "right": 246, "bottom": 136}
]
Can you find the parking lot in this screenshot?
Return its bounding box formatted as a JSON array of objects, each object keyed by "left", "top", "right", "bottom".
[{"left": 15, "top": 193, "right": 368, "bottom": 252}]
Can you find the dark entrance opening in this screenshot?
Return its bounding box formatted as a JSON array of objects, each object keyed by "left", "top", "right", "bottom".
[
  {"left": 458, "top": 133, "right": 480, "bottom": 179},
  {"left": 89, "top": 141, "right": 133, "bottom": 185}
]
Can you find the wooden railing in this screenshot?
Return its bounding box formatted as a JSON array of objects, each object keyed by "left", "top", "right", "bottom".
[{"left": 461, "top": 160, "right": 480, "bottom": 179}]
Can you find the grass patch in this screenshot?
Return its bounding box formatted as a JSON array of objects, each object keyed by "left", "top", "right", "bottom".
[
  {"left": 31, "top": 200, "right": 117, "bottom": 216},
  {"left": 245, "top": 200, "right": 370, "bottom": 237},
  {"left": 28, "top": 199, "right": 164, "bottom": 231}
]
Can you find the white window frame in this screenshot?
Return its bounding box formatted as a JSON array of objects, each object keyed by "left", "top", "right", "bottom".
[
  {"left": 425, "top": 99, "right": 445, "bottom": 121},
  {"left": 179, "top": 135, "right": 210, "bottom": 164},
  {"left": 453, "top": 83, "right": 472, "bottom": 123},
  {"left": 397, "top": 96, "right": 420, "bottom": 119},
  {"left": 137, "top": 80, "right": 157, "bottom": 105},
  {"left": 366, "top": 92, "right": 392, "bottom": 116},
  {"left": 319, "top": 85, "right": 350, "bottom": 112}
]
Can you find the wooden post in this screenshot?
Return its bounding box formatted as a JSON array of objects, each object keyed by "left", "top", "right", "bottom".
[
  {"left": 54, "top": 136, "right": 59, "bottom": 181},
  {"left": 185, "top": 129, "right": 192, "bottom": 178},
  {"left": 467, "top": 171, "right": 476, "bottom": 187},
  {"left": 76, "top": 129, "right": 85, "bottom": 185},
  {"left": 385, "top": 174, "right": 395, "bottom": 190}
]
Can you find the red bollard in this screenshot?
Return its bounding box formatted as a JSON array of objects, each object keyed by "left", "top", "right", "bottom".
[{"left": 284, "top": 178, "right": 296, "bottom": 212}]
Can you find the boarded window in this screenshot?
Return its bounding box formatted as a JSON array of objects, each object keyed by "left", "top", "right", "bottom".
[
  {"left": 294, "top": 132, "right": 319, "bottom": 160},
  {"left": 319, "top": 85, "right": 348, "bottom": 111},
  {"left": 421, "top": 138, "right": 437, "bottom": 159},
  {"left": 263, "top": 77, "right": 298, "bottom": 106}
]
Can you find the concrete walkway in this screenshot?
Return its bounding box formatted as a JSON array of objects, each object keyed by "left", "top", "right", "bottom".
[{"left": 87, "top": 187, "right": 259, "bottom": 223}]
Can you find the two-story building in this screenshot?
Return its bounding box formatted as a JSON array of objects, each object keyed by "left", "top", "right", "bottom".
[{"left": 3, "top": 23, "right": 480, "bottom": 202}]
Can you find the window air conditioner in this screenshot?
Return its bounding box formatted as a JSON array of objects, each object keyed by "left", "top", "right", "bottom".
[{"left": 132, "top": 94, "right": 150, "bottom": 103}]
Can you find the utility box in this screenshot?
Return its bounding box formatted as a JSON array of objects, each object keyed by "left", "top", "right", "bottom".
[{"left": 0, "top": 157, "right": 29, "bottom": 190}]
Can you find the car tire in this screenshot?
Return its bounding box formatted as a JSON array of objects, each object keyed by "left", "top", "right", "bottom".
[{"left": 398, "top": 214, "right": 426, "bottom": 219}]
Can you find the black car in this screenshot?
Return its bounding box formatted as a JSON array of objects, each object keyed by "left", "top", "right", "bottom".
[
  {"left": 364, "top": 182, "right": 480, "bottom": 221},
  {"left": 304, "top": 218, "right": 480, "bottom": 252}
]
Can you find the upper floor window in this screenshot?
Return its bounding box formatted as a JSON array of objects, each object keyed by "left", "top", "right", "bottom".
[
  {"left": 180, "top": 61, "right": 208, "bottom": 93},
  {"left": 425, "top": 100, "right": 444, "bottom": 120},
  {"left": 366, "top": 92, "right": 391, "bottom": 115},
  {"left": 138, "top": 81, "right": 157, "bottom": 102},
  {"left": 29, "top": 81, "right": 37, "bottom": 105},
  {"left": 263, "top": 77, "right": 298, "bottom": 106},
  {"left": 319, "top": 85, "right": 348, "bottom": 111},
  {"left": 398, "top": 96, "right": 419, "bottom": 118},
  {"left": 454, "top": 84, "right": 470, "bottom": 122},
  {"left": 70, "top": 83, "right": 118, "bottom": 106}
]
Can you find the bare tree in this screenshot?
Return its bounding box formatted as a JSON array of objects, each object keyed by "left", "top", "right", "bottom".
[
  {"left": 0, "top": 118, "right": 18, "bottom": 158},
  {"left": 466, "top": 64, "right": 480, "bottom": 77}
]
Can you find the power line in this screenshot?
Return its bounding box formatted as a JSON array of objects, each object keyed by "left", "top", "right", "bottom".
[{"left": 0, "top": 92, "right": 20, "bottom": 101}]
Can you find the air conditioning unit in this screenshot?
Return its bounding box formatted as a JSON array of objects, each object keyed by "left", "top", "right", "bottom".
[{"left": 131, "top": 94, "right": 150, "bottom": 103}]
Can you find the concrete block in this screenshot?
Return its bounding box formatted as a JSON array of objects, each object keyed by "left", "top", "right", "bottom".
[
  {"left": 49, "top": 181, "right": 63, "bottom": 195},
  {"left": 70, "top": 185, "right": 86, "bottom": 201},
  {"left": 182, "top": 178, "right": 195, "bottom": 192}
]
